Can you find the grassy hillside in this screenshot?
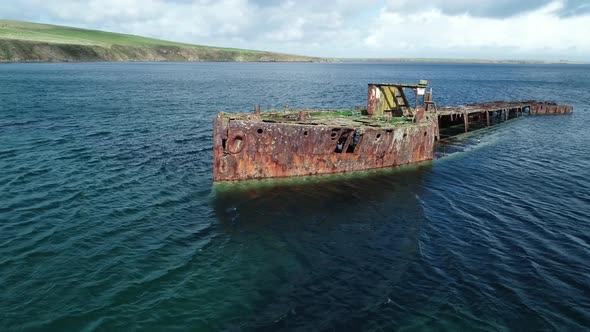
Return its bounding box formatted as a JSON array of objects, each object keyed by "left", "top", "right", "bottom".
[{"left": 0, "top": 20, "right": 322, "bottom": 62}]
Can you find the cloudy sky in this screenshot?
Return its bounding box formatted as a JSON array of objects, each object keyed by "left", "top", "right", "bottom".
[{"left": 2, "top": 0, "right": 589, "bottom": 60}]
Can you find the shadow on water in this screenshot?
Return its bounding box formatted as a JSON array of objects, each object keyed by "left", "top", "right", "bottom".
[
  {"left": 213, "top": 163, "right": 433, "bottom": 231},
  {"left": 211, "top": 164, "right": 434, "bottom": 330},
  {"left": 434, "top": 117, "right": 520, "bottom": 159}
]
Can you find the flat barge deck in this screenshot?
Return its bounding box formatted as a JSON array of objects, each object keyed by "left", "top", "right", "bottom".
[
  {"left": 435, "top": 101, "right": 573, "bottom": 139},
  {"left": 213, "top": 82, "right": 572, "bottom": 182}
]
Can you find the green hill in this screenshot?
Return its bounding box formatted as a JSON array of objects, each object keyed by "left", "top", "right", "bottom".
[{"left": 0, "top": 20, "right": 322, "bottom": 62}]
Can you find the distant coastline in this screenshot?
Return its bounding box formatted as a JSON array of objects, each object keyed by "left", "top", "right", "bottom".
[
  {"left": 0, "top": 20, "right": 322, "bottom": 63},
  {"left": 335, "top": 58, "right": 587, "bottom": 65},
  {"left": 0, "top": 20, "right": 585, "bottom": 65}
]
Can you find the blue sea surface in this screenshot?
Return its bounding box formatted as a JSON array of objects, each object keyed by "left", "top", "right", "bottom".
[{"left": 1, "top": 62, "right": 589, "bottom": 331}]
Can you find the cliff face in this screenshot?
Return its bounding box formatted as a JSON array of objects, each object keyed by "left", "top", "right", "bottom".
[{"left": 0, "top": 39, "right": 319, "bottom": 62}]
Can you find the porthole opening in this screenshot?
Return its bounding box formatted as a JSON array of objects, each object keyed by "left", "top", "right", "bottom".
[
  {"left": 227, "top": 134, "right": 245, "bottom": 154},
  {"left": 257, "top": 128, "right": 263, "bottom": 134}
]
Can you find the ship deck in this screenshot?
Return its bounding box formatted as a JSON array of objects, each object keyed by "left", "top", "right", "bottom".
[
  {"left": 221, "top": 100, "right": 572, "bottom": 133},
  {"left": 433, "top": 101, "right": 573, "bottom": 136},
  {"left": 214, "top": 100, "right": 572, "bottom": 182},
  {"left": 221, "top": 109, "right": 417, "bottom": 129}
]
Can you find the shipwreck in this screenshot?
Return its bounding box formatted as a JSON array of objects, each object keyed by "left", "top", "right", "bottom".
[{"left": 213, "top": 81, "right": 572, "bottom": 182}]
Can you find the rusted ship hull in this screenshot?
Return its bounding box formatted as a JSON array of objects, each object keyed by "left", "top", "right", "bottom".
[
  {"left": 213, "top": 117, "right": 436, "bottom": 182},
  {"left": 213, "top": 82, "right": 573, "bottom": 182}
]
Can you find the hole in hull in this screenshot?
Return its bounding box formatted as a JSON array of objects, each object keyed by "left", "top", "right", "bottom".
[
  {"left": 334, "top": 129, "right": 353, "bottom": 153},
  {"left": 331, "top": 128, "right": 340, "bottom": 140},
  {"left": 227, "top": 133, "right": 245, "bottom": 154},
  {"left": 346, "top": 132, "right": 362, "bottom": 153}
]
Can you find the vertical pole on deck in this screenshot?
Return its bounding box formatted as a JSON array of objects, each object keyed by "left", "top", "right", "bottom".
[
  {"left": 436, "top": 115, "right": 440, "bottom": 140},
  {"left": 463, "top": 111, "right": 469, "bottom": 133},
  {"left": 424, "top": 92, "right": 432, "bottom": 112},
  {"left": 486, "top": 110, "right": 490, "bottom": 126}
]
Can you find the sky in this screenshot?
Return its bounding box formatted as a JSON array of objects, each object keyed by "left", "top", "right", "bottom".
[{"left": 2, "top": 0, "right": 589, "bottom": 61}]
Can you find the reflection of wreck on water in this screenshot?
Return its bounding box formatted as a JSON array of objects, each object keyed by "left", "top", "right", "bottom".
[{"left": 213, "top": 81, "right": 573, "bottom": 182}]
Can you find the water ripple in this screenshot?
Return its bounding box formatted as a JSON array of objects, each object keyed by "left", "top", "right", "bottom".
[{"left": 1, "top": 62, "right": 589, "bottom": 331}]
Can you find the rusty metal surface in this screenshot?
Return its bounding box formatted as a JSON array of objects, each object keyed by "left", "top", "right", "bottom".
[
  {"left": 433, "top": 100, "right": 573, "bottom": 138},
  {"left": 528, "top": 103, "right": 573, "bottom": 115},
  {"left": 437, "top": 101, "right": 573, "bottom": 116},
  {"left": 213, "top": 83, "right": 573, "bottom": 182},
  {"left": 213, "top": 114, "right": 436, "bottom": 182}
]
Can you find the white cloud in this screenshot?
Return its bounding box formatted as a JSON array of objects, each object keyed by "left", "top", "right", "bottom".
[
  {"left": 364, "top": 1, "right": 590, "bottom": 60},
  {"left": 385, "top": 0, "right": 551, "bottom": 18},
  {"left": 1, "top": 0, "right": 589, "bottom": 60}
]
